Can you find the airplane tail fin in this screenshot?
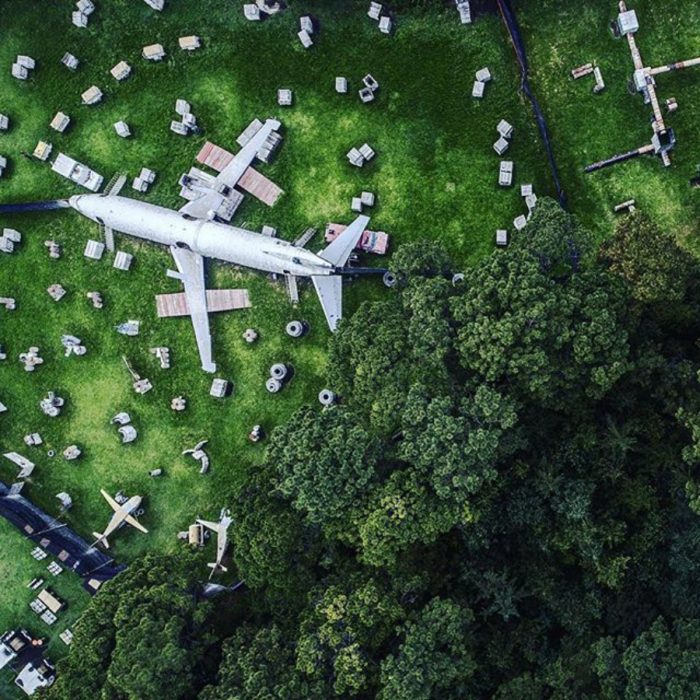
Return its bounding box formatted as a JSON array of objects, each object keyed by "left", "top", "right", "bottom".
[
  {"left": 92, "top": 532, "right": 109, "bottom": 549},
  {"left": 318, "top": 215, "right": 370, "bottom": 268}
]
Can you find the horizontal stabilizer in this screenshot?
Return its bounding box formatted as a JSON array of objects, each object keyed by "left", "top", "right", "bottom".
[
  {"left": 312, "top": 275, "right": 343, "bottom": 331},
  {"left": 0, "top": 200, "right": 70, "bottom": 214},
  {"left": 319, "top": 215, "right": 370, "bottom": 267}
]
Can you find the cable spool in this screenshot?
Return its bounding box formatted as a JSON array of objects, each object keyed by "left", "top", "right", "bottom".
[
  {"left": 318, "top": 389, "right": 336, "bottom": 406},
  {"left": 383, "top": 271, "right": 397, "bottom": 288},
  {"left": 47, "top": 449, "right": 56, "bottom": 458},
  {"left": 286, "top": 320, "right": 308, "bottom": 338},
  {"left": 266, "top": 377, "right": 282, "bottom": 393},
  {"left": 270, "top": 363, "right": 288, "bottom": 381}
]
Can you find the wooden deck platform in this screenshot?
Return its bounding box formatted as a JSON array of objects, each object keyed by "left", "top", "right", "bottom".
[
  {"left": 156, "top": 289, "right": 251, "bottom": 318},
  {"left": 238, "top": 167, "right": 283, "bottom": 206},
  {"left": 196, "top": 141, "right": 234, "bottom": 172},
  {"left": 195, "top": 140, "right": 283, "bottom": 206}
]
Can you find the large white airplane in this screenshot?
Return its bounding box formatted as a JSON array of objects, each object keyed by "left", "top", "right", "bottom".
[
  {"left": 92, "top": 489, "right": 148, "bottom": 549},
  {"left": 0, "top": 118, "right": 375, "bottom": 373},
  {"left": 197, "top": 510, "right": 233, "bottom": 578}
]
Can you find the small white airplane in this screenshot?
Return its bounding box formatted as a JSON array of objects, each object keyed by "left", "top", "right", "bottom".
[
  {"left": 92, "top": 489, "right": 148, "bottom": 549},
  {"left": 0, "top": 118, "right": 378, "bottom": 373},
  {"left": 197, "top": 509, "right": 233, "bottom": 578}
]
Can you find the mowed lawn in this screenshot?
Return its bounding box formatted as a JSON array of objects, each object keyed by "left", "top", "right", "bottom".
[
  {"left": 517, "top": 0, "right": 700, "bottom": 247},
  {"left": 0, "top": 0, "right": 550, "bottom": 677}
]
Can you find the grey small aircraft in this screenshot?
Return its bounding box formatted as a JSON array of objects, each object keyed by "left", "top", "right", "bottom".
[
  {"left": 92, "top": 489, "right": 148, "bottom": 548},
  {"left": 197, "top": 509, "right": 233, "bottom": 578}
]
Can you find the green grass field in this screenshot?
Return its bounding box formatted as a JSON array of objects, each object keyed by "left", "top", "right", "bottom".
[
  {"left": 0, "top": 0, "right": 550, "bottom": 689},
  {"left": 0, "top": 0, "right": 698, "bottom": 694}
]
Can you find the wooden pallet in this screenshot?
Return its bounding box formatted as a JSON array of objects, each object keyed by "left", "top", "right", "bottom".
[{"left": 156, "top": 289, "right": 251, "bottom": 318}]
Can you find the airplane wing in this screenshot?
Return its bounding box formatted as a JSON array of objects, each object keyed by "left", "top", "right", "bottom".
[
  {"left": 100, "top": 489, "right": 122, "bottom": 512},
  {"left": 179, "top": 119, "right": 281, "bottom": 220},
  {"left": 318, "top": 215, "right": 370, "bottom": 267},
  {"left": 124, "top": 514, "right": 149, "bottom": 534},
  {"left": 197, "top": 519, "right": 221, "bottom": 532},
  {"left": 312, "top": 275, "right": 343, "bottom": 331},
  {"left": 169, "top": 245, "right": 216, "bottom": 373},
  {"left": 213, "top": 119, "right": 281, "bottom": 190}
]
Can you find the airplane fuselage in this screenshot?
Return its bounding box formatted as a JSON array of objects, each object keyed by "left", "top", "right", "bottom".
[{"left": 69, "top": 194, "right": 335, "bottom": 278}]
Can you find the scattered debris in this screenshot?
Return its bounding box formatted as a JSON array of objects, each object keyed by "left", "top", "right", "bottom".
[
  {"left": 47, "top": 284, "right": 67, "bottom": 302},
  {"left": 114, "top": 121, "right": 132, "bottom": 138},
  {"left": 496, "top": 229, "right": 508, "bottom": 246},
  {"left": 183, "top": 440, "right": 210, "bottom": 474},
  {"left": 171, "top": 395, "right": 187, "bottom": 411},
  {"left": 113, "top": 251, "right": 133, "bottom": 270},
  {"left": 277, "top": 88, "right": 293, "bottom": 106},
  {"left": 335, "top": 76, "right": 348, "bottom": 93},
  {"left": 40, "top": 391, "right": 65, "bottom": 417},
  {"left": 286, "top": 320, "right": 308, "bottom": 338},
  {"left": 19, "top": 347, "right": 43, "bottom": 372},
  {"left": 0, "top": 228, "right": 21, "bottom": 254},
  {"left": 24, "top": 433, "right": 43, "bottom": 447},
  {"left": 150, "top": 346, "right": 171, "bottom": 369},
  {"left": 248, "top": 424, "right": 265, "bottom": 442},
  {"left": 61, "top": 335, "right": 86, "bottom": 357},
  {"left": 63, "top": 445, "right": 81, "bottom": 461},
  {"left": 61, "top": 52, "right": 79, "bottom": 71},
  {"left": 614, "top": 198, "right": 636, "bottom": 214},
  {"left": 571, "top": 62, "right": 594, "bottom": 79},
  {"left": 44, "top": 240, "right": 61, "bottom": 259},
  {"left": 116, "top": 320, "right": 140, "bottom": 336},
  {"left": 50, "top": 112, "right": 70, "bottom": 133},
  {"left": 243, "top": 328, "right": 259, "bottom": 343},
  {"left": 87, "top": 291, "right": 104, "bottom": 308},
  {"left": 498, "top": 160, "right": 514, "bottom": 187}
]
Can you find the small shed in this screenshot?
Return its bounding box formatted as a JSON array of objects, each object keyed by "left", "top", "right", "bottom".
[
  {"left": 179, "top": 35, "right": 201, "bottom": 50},
  {"left": 359, "top": 143, "right": 375, "bottom": 160},
  {"left": 142, "top": 44, "right": 166, "bottom": 61},
  {"left": 11, "top": 63, "right": 28, "bottom": 80},
  {"left": 84, "top": 239, "right": 105, "bottom": 260},
  {"left": 493, "top": 136, "right": 509, "bottom": 155},
  {"left": 498, "top": 160, "right": 514, "bottom": 187},
  {"left": 368, "top": 2, "right": 382, "bottom": 20},
  {"left": 61, "top": 52, "right": 79, "bottom": 70},
  {"left": 114, "top": 251, "right": 133, "bottom": 270},
  {"left": 335, "top": 76, "right": 348, "bottom": 93},
  {"left": 50, "top": 112, "right": 70, "bottom": 133},
  {"left": 277, "top": 88, "right": 293, "bottom": 106},
  {"left": 81, "top": 85, "right": 103, "bottom": 105},
  {"left": 378, "top": 16, "right": 392, "bottom": 34},
  {"left": 72, "top": 11, "right": 89, "bottom": 28},
  {"left": 243, "top": 3, "right": 261, "bottom": 20},
  {"left": 475, "top": 67, "right": 492, "bottom": 83},
  {"left": 210, "top": 378, "right": 230, "bottom": 398},
  {"left": 457, "top": 1, "right": 472, "bottom": 24},
  {"left": 617, "top": 10, "right": 639, "bottom": 36},
  {"left": 298, "top": 30, "right": 313, "bottom": 48},
  {"left": 175, "top": 98, "right": 191, "bottom": 115},
  {"left": 496, "top": 119, "right": 514, "bottom": 139},
  {"left": 513, "top": 215, "right": 527, "bottom": 231},
  {"left": 110, "top": 61, "right": 132, "bottom": 81},
  {"left": 360, "top": 191, "right": 375, "bottom": 206},
  {"left": 114, "top": 121, "right": 131, "bottom": 138}
]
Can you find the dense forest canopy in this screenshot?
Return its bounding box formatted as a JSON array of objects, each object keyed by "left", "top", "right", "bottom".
[{"left": 48, "top": 201, "right": 700, "bottom": 699}]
